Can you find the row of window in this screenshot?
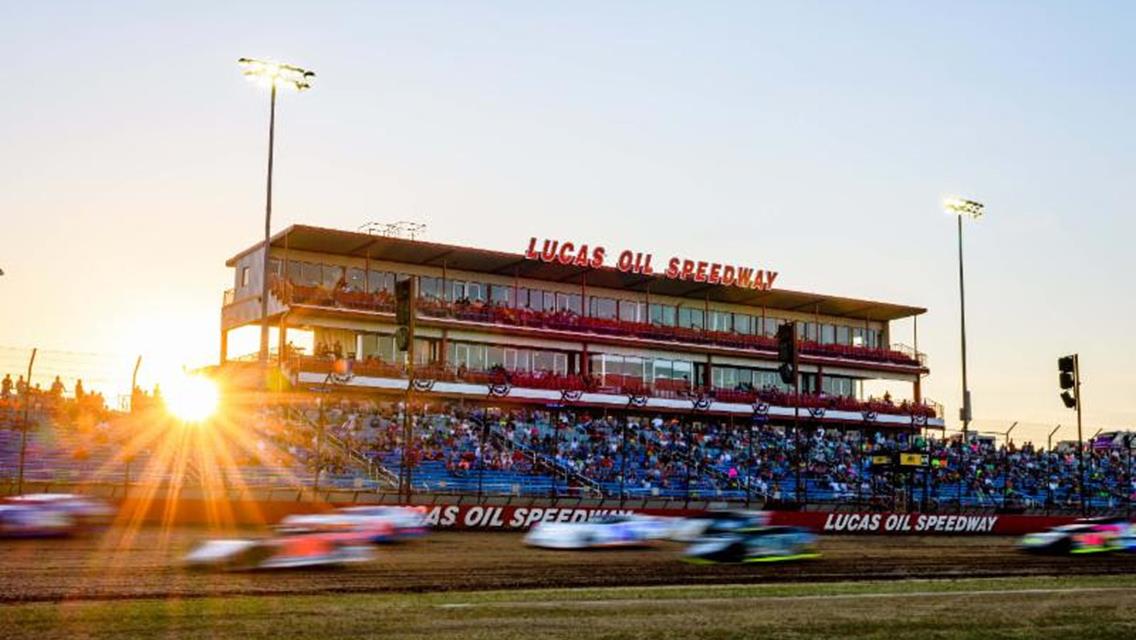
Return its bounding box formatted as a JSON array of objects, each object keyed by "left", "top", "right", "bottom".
[
  {"left": 347, "top": 330, "right": 862, "bottom": 398},
  {"left": 269, "top": 259, "right": 883, "bottom": 349}
]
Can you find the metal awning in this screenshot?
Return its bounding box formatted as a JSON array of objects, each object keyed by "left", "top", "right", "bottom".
[{"left": 227, "top": 224, "right": 926, "bottom": 321}]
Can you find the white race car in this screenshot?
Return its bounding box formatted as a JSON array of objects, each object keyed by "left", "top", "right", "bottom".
[
  {"left": 524, "top": 514, "right": 674, "bottom": 549},
  {"left": 0, "top": 493, "right": 114, "bottom": 538},
  {"left": 278, "top": 506, "right": 429, "bottom": 544},
  {"left": 183, "top": 532, "right": 373, "bottom": 571}
]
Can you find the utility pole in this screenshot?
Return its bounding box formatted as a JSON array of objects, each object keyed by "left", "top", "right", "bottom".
[{"left": 16, "top": 348, "right": 37, "bottom": 495}]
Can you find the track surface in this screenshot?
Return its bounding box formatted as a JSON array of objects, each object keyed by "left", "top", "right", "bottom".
[{"left": 1, "top": 527, "right": 1134, "bottom": 603}]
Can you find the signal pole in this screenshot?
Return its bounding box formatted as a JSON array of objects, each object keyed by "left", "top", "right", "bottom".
[
  {"left": 395, "top": 278, "right": 417, "bottom": 503},
  {"left": 1059, "top": 354, "right": 1087, "bottom": 515},
  {"left": 1074, "top": 355, "right": 1086, "bottom": 515}
]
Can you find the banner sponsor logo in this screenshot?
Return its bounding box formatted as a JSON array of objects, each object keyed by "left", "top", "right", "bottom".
[
  {"left": 821, "top": 513, "right": 999, "bottom": 534},
  {"left": 523, "top": 237, "right": 778, "bottom": 291}
]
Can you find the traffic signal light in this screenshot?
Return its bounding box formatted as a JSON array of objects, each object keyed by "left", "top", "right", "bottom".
[
  {"left": 394, "top": 278, "right": 416, "bottom": 351},
  {"left": 1058, "top": 354, "right": 1077, "bottom": 409},
  {"left": 776, "top": 323, "right": 797, "bottom": 385},
  {"left": 1058, "top": 355, "right": 1075, "bottom": 390}
]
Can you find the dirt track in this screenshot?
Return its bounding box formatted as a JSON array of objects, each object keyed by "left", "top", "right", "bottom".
[{"left": 1, "top": 528, "right": 1134, "bottom": 603}]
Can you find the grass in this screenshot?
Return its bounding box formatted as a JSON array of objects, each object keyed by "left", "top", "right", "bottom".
[{"left": 3, "top": 575, "right": 1136, "bottom": 639}]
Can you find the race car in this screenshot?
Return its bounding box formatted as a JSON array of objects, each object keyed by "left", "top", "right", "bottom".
[
  {"left": 0, "top": 493, "right": 114, "bottom": 538},
  {"left": 183, "top": 532, "right": 373, "bottom": 571},
  {"left": 669, "top": 509, "right": 771, "bottom": 542},
  {"left": 1018, "top": 517, "right": 1136, "bottom": 555},
  {"left": 524, "top": 514, "right": 675, "bottom": 549},
  {"left": 277, "top": 506, "right": 428, "bottom": 544},
  {"left": 683, "top": 525, "right": 819, "bottom": 564}
]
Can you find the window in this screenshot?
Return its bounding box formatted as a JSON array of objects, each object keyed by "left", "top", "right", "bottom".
[
  {"left": 836, "top": 325, "right": 850, "bottom": 345},
  {"left": 761, "top": 317, "right": 781, "bottom": 337},
  {"left": 821, "top": 324, "right": 836, "bottom": 345},
  {"left": 708, "top": 310, "right": 732, "bottom": 332},
  {"left": 556, "top": 292, "right": 582, "bottom": 314},
  {"left": 504, "top": 348, "right": 531, "bottom": 371},
  {"left": 852, "top": 327, "right": 865, "bottom": 347},
  {"left": 486, "top": 346, "right": 505, "bottom": 369},
  {"left": 649, "top": 303, "right": 676, "bottom": 326},
  {"left": 301, "top": 262, "right": 322, "bottom": 287},
  {"left": 823, "top": 376, "right": 854, "bottom": 397},
  {"left": 672, "top": 360, "right": 694, "bottom": 386},
  {"left": 240, "top": 267, "right": 250, "bottom": 287},
  {"left": 532, "top": 351, "right": 567, "bottom": 374},
  {"left": 418, "top": 276, "right": 442, "bottom": 300},
  {"left": 734, "top": 314, "right": 752, "bottom": 335},
  {"left": 490, "top": 284, "right": 514, "bottom": 307},
  {"left": 678, "top": 307, "right": 704, "bottom": 330},
  {"left": 623, "top": 356, "right": 645, "bottom": 381},
  {"left": 322, "top": 265, "right": 343, "bottom": 288},
  {"left": 360, "top": 333, "right": 397, "bottom": 363},
  {"left": 368, "top": 270, "right": 395, "bottom": 293},
  {"left": 267, "top": 258, "right": 281, "bottom": 276},
  {"left": 589, "top": 296, "right": 617, "bottom": 319},
  {"left": 618, "top": 300, "right": 646, "bottom": 323},
  {"left": 346, "top": 268, "right": 366, "bottom": 292}
]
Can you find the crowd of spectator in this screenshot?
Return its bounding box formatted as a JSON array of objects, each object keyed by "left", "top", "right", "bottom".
[{"left": 267, "top": 399, "right": 1136, "bottom": 510}]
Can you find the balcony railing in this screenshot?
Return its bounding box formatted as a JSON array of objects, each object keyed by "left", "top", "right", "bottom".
[
  {"left": 289, "top": 355, "right": 938, "bottom": 419},
  {"left": 272, "top": 279, "right": 924, "bottom": 368}
]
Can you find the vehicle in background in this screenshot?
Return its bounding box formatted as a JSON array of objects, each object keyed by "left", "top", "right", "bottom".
[
  {"left": 669, "top": 510, "right": 771, "bottom": 542},
  {"left": 1018, "top": 517, "right": 1136, "bottom": 555},
  {"left": 1089, "top": 431, "right": 1135, "bottom": 451},
  {"left": 183, "top": 532, "right": 373, "bottom": 571},
  {"left": 524, "top": 514, "right": 674, "bottom": 549},
  {"left": 278, "top": 506, "right": 429, "bottom": 544},
  {"left": 0, "top": 493, "right": 113, "bottom": 538},
  {"left": 684, "top": 525, "right": 819, "bottom": 564}
]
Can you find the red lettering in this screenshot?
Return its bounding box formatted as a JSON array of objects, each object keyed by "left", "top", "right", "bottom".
[
  {"left": 764, "top": 271, "right": 778, "bottom": 290},
  {"left": 680, "top": 259, "right": 695, "bottom": 280},
  {"left": 642, "top": 254, "right": 654, "bottom": 275},
  {"left": 721, "top": 265, "right": 736, "bottom": 286},
  {"left": 708, "top": 263, "right": 722, "bottom": 284},
  {"left": 694, "top": 261, "right": 708, "bottom": 282},
  {"left": 558, "top": 241, "right": 576, "bottom": 265},
  {"left": 574, "top": 244, "right": 590, "bottom": 266},
  {"left": 737, "top": 267, "right": 754, "bottom": 288},
  {"left": 617, "top": 250, "right": 634, "bottom": 272},
  {"left": 665, "top": 257, "right": 680, "bottom": 278},
  {"left": 540, "top": 239, "right": 558, "bottom": 262},
  {"left": 524, "top": 237, "right": 540, "bottom": 260},
  {"left": 590, "top": 246, "right": 606, "bottom": 268}
]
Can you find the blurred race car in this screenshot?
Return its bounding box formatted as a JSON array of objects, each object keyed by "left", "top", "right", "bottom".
[
  {"left": 524, "top": 514, "right": 674, "bottom": 549},
  {"left": 669, "top": 510, "right": 771, "bottom": 542},
  {"left": 0, "top": 493, "right": 113, "bottom": 538},
  {"left": 184, "top": 532, "right": 373, "bottom": 571},
  {"left": 684, "top": 525, "right": 819, "bottom": 564},
  {"left": 278, "top": 506, "right": 428, "bottom": 544},
  {"left": 1018, "top": 517, "right": 1136, "bottom": 555}
]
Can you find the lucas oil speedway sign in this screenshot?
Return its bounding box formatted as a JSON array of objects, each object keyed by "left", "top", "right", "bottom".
[{"left": 413, "top": 504, "right": 1074, "bottom": 535}]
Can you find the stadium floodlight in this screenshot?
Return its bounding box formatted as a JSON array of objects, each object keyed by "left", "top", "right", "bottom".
[
  {"left": 238, "top": 57, "right": 315, "bottom": 91},
  {"left": 942, "top": 195, "right": 985, "bottom": 435},
  {"left": 943, "top": 196, "right": 984, "bottom": 219},
  {"left": 237, "top": 57, "right": 315, "bottom": 370}
]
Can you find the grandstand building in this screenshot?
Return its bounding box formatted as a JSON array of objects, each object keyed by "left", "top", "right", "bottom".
[{"left": 221, "top": 225, "right": 942, "bottom": 429}]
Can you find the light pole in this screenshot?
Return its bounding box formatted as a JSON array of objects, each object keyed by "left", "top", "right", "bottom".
[
  {"left": 238, "top": 58, "right": 315, "bottom": 368},
  {"left": 943, "top": 197, "right": 984, "bottom": 436}
]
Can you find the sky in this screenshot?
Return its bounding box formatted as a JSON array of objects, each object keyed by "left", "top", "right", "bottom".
[{"left": 1, "top": 1, "right": 1133, "bottom": 441}]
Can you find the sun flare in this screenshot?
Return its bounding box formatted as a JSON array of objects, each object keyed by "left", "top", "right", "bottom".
[{"left": 163, "top": 374, "right": 220, "bottom": 423}]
